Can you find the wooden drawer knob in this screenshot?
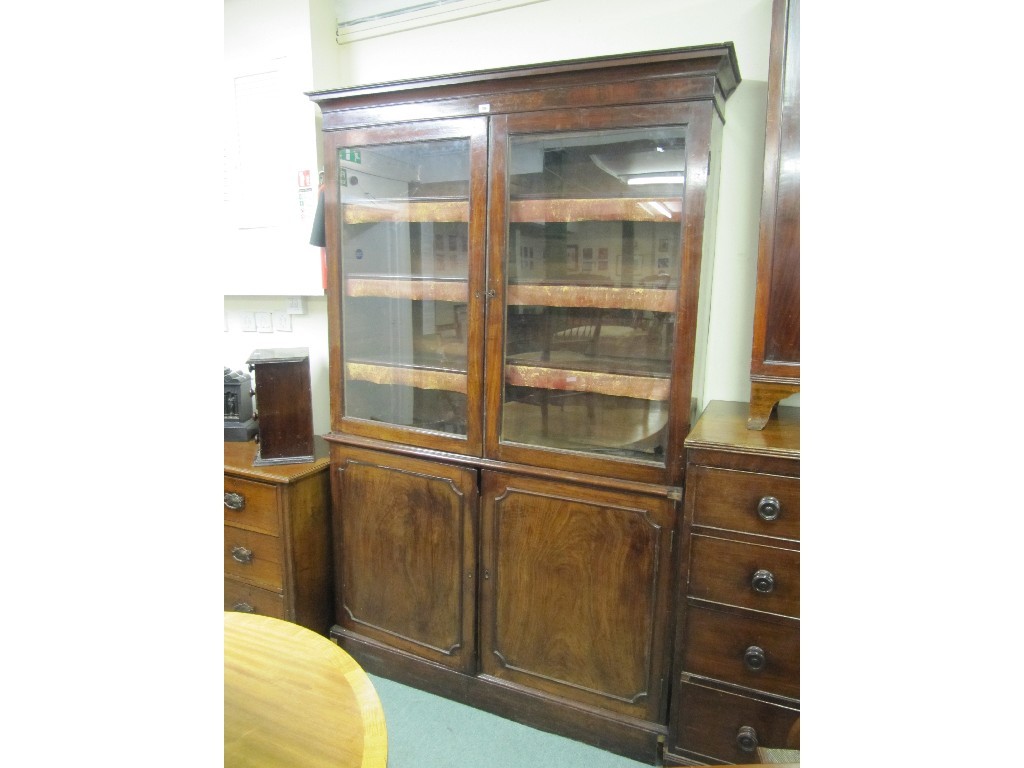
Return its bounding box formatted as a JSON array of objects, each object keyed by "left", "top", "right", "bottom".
[
  {"left": 743, "top": 645, "right": 766, "bottom": 671},
  {"left": 751, "top": 568, "right": 775, "bottom": 594},
  {"left": 224, "top": 492, "right": 246, "bottom": 511},
  {"left": 736, "top": 725, "right": 758, "bottom": 753},
  {"left": 757, "top": 495, "right": 780, "bottom": 521}
]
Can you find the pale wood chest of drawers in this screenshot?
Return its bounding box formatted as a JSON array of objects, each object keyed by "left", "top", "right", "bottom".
[
  {"left": 666, "top": 400, "right": 799, "bottom": 765},
  {"left": 224, "top": 440, "right": 332, "bottom": 634}
]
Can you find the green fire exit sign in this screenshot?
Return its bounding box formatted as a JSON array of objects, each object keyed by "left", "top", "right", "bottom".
[{"left": 339, "top": 148, "right": 362, "bottom": 163}]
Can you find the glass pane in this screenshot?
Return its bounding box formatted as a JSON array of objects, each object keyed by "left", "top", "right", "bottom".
[
  {"left": 339, "top": 139, "right": 471, "bottom": 435},
  {"left": 501, "top": 128, "right": 685, "bottom": 463}
]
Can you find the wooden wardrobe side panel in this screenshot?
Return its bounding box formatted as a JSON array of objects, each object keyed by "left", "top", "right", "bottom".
[{"left": 749, "top": 0, "right": 800, "bottom": 426}]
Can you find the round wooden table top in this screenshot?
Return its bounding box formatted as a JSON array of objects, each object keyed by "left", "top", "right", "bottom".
[{"left": 224, "top": 612, "right": 387, "bottom": 767}]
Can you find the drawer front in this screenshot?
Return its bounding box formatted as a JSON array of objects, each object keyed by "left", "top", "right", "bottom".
[
  {"left": 224, "top": 526, "right": 284, "bottom": 591},
  {"left": 223, "top": 476, "right": 280, "bottom": 536},
  {"left": 680, "top": 604, "right": 799, "bottom": 699},
  {"left": 688, "top": 534, "right": 799, "bottom": 618},
  {"left": 224, "top": 578, "right": 285, "bottom": 619},
  {"left": 690, "top": 465, "right": 799, "bottom": 540},
  {"left": 672, "top": 678, "right": 798, "bottom": 764}
]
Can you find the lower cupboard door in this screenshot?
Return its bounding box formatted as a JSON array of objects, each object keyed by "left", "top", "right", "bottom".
[
  {"left": 479, "top": 470, "right": 676, "bottom": 722},
  {"left": 332, "top": 445, "right": 479, "bottom": 674}
]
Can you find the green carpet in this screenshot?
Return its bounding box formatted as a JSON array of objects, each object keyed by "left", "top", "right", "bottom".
[{"left": 368, "top": 674, "right": 652, "bottom": 768}]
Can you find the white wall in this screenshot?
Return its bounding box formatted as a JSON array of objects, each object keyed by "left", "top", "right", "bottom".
[
  {"left": 224, "top": 0, "right": 796, "bottom": 436},
  {"left": 223, "top": 0, "right": 323, "bottom": 295}
]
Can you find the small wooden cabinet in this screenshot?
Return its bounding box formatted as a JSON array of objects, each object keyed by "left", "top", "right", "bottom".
[
  {"left": 667, "top": 400, "right": 800, "bottom": 765},
  {"left": 223, "top": 440, "right": 333, "bottom": 634}
]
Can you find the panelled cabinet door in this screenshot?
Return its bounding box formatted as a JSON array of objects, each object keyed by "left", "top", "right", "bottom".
[
  {"left": 331, "top": 445, "right": 479, "bottom": 673},
  {"left": 479, "top": 471, "right": 677, "bottom": 721},
  {"left": 484, "top": 103, "right": 717, "bottom": 486},
  {"left": 324, "top": 118, "right": 489, "bottom": 455}
]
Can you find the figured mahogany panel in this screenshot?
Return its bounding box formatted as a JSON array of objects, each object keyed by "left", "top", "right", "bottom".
[
  {"left": 479, "top": 471, "right": 676, "bottom": 721},
  {"left": 331, "top": 445, "right": 478, "bottom": 673}
]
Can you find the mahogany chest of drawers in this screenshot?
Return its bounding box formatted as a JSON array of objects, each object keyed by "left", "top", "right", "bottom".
[
  {"left": 223, "top": 440, "right": 333, "bottom": 634},
  {"left": 666, "top": 400, "right": 800, "bottom": 765}
]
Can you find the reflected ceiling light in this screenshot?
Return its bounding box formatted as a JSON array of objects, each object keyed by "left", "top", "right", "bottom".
[
  {"left": 647, "top": 201, "right": 673, "bottom": 218},
  {"left": 639, "top": 201, "right": 673, "bottom": 218},
  {"left": 626, "top": 174, "right": 686, "bottom": 186}
]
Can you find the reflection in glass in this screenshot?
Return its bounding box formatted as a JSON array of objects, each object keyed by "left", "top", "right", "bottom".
[
  {"left": 338, "top": 139, "right": 471, "bottom": 434},
  {"left": 501, "top": 128, "right": 686, "bottom": 463}
]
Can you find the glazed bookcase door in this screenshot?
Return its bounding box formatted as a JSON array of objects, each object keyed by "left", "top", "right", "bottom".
[
  {"left": 485, "top": 104, "right": 714, "bottom": 485},
  {"left": 325, "top": 118, "right": 489, "bottom": 455}
]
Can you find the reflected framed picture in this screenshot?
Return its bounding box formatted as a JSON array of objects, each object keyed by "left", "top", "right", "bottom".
[
  {"left": 581, "top": 247, "right": 593, "bottom": 272},
  {"left": 566, "top": 244, "right": 579, "bottom": 271}
]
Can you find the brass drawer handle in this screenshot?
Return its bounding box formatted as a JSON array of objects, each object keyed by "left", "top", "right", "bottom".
[
  {"left": 231, "top": 601, "right": 255, "bottom": 613},
  {"left": 743, "top": 645, "right": 766, "bottom": 672},
  {"left": 751, "top": 568, "right": 775, "bottom": 594},
  {"left": 736, "top": 725, "right": 758, "bottom": 753},
  {"left": 757, "top": 495, "right": 780, "bottom": 521},
  {"left": 224, "top": 492, "right": 246, "bottom": 511},
  {"left": 231, "top": 546, "right": 254, "bottom": 564}
]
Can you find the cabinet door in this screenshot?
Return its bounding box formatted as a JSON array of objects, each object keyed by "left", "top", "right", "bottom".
[
  {"left": 479, "top": 471, "right": 677, "bottom": 722},
  {"left": 325, "top": 118, "right": 488, "bottom": 455},
  {"left": 331, "top": 445, "right": 478, "bottom": 673},
  {"left": 484, "top": 104, "right": 716, "bottom": 485}
]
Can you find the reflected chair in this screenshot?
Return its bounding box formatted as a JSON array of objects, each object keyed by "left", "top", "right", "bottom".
[{"left": 538, "top": 304, "right": 604, "bottom": 434}]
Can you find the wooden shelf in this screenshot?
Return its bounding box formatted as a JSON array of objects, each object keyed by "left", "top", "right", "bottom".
[
  {"left": 346, "top": 276, "right": 469, "bottom": 302},
  {"left": 344, "top": 277, "right": 675, "bottom": 314},
  {"left": 505, "top": 363, "right": 670, "bottom": 400},
  {"left": 341, "top": 197, "right": 681, "bottom": 225},
  {"left": 511, "top": 198, "right": 681, "bottom": 223},
  {"left": 343, "top": 200, "right": 468, "bottom": 224},
  {"left": 508, "top": 283, "right": 676, "bottom": 312},
  {"left": 346, "top": 361, "right": 467, "bottom": 394},
  {"left": 345, "top": 359, "right": 668, "bottom": 401}
]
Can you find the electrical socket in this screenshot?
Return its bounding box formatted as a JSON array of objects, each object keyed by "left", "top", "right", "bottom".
[
  {"left": 273, "top": 312, "right": 292, "bottom": 332},
  {"left": 255, "top": 311, "right": 273, "bottom": 333}
]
